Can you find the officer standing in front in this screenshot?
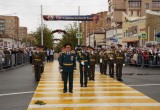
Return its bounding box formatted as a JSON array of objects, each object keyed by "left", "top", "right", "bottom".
[
  {"left": 77, "top": 45, "right": 90, "bottom": 87},
  {"left": 60, "top": 43, "right": 76, "bottom": 93},
  {"left": 32, "top": 45, "right": 44, "bottom": 82},
  {"left": 114, "top": 44, "right": 125, "bottom": 81}
]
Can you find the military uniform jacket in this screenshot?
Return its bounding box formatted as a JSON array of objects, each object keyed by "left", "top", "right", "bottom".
[
  {"left": 115, "top": 50, "right": 125, "bottom": 64},
  {"left": 60, "top": 51, "right": 76, "bottom": 73},
  {"left": 89, "top": 51, "right": 98, "bottom": 66},
  {"left": 77, "top": 50, "right": 90, "bottom": 67},
  {"left": 103, "top": 51, "right": 108, "bottom": 63},
  {"left": 98, "top": 50, "right": 104, "bottom": 64},
  {"left": 108, "top": 51, "right": 115, "bottom": 64},
  {"left": 32, "top": 51, "right": 44, "bottom": 65}
]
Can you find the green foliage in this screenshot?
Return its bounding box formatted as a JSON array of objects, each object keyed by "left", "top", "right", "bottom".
[
  {"left": 56, "top": 22, "right": 80, "bottom": 52},
  {"left": 32, "top": 25, "right": 53, "bottom": 49}
]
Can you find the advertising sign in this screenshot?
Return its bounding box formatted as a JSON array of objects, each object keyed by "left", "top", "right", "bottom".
[{"left": 43, "top": 15, "right": 99, "bottom": 21}]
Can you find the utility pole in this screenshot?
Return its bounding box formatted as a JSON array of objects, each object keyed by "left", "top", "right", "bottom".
[
  {"left": 41, "top": 5, "right": 43, "bottom": 45},
  {"left": 78, "top": 6, "right": 80, "bottom": 45}
]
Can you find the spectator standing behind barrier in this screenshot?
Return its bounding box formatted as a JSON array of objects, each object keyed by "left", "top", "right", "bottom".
[
  {"left": 143, "top": 49, "right": 149, "bottom": 65},
  {"left": 149, "top": 45, "right": 158, "bottom": 65},
  {"left": 157, "top": 49, "right": 160, "bottom": 65},
  {"left": 137, "top": 49, "right": 143, "bottom": 65},
  {"left": 49, "top": 48, "right": 54, "bottom": 62},
  {"left": 29, "top": 48, "right": 33, "bottom": 64},
  {"left": 46, "top": 49, "right": 50, "bottom": 62}
]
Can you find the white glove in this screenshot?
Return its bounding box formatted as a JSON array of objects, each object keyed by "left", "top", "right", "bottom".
[
  {"left": 88, "top": 66, "right": 90, "bottom": 68},
  {"left": 32, "top": 65, "right": 34, "bottom": 67},
  {"left": 114, "top": 63, "right": 116, "bottom": 67},
  {"left": 123, "top": 64, "right": 125, "bottom": 67},
  {"left": 110, "top": 58, "right": 113, "bottom": 60},
  {"left": 60, "top": 69, "right": 63, "bottom": 72},
  {"left": 100, "top": 59, "right": 102, "bottom": 63},
  {"left": 81, "top": 61, "right": 84, "bottom": 65}
]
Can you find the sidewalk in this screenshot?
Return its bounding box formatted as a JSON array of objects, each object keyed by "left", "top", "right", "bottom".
[{"left": 27, "top": 61, "right": 160, "bottom": 110}]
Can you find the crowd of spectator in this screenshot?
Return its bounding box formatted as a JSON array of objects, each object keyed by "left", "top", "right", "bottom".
[{"left": 124, "top": 45, "right": 160, "bottom": 67}]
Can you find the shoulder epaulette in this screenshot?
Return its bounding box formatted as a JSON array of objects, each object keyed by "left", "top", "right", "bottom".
[{"left": 71, "top": 50, "right": 75, "bottom": 54}]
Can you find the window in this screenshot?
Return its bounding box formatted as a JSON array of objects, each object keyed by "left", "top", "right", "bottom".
[
  {"left": 109, "top": 5, "right": 111, "bottom": 12},
  {"left": 130, "top": 11, "right": 133, "bottom": 16},
  {"left": 152, "top": 2, "right": 160, "bottom": 8},
  {"left": 137, "top": 11, "right": 140, "bottom": 16},
  {"left": 129, "top": 1, "right": 141, "bottom": 8},
  {"left": 145, "top": 3, "right": 149, "bottom": 9}
]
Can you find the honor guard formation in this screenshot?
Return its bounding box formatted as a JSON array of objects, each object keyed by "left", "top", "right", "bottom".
[{"left": 27, "top": 43, "right": 160, "bottom": 110}]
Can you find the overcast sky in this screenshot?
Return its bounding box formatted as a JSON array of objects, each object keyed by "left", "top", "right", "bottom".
[{"left": 0, "top": 0, "right": 108, "bottom": 38}]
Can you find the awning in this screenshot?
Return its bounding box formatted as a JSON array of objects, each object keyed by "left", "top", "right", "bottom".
[{"left": 122, "top": 37, "right": 139, "bottom": 43}]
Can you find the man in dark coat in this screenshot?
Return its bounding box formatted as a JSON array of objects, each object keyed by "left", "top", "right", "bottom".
[{"left": 60, "top": 43, "right": 76, "bottom": 93}]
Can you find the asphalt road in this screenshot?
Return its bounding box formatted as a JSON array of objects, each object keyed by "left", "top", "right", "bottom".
[
  {"left": 0, "top": 62, "right": 160, "bottom": 110},
  {"left": 0, "top": 64, "right": 38, "bottom": 110}
]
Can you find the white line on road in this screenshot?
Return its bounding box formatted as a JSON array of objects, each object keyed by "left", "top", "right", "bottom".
[
  {"left": 32, "top": 96, "right": 149, "bottom": 100},
  {"left": 129, "top": 84, "right": 160, "bottom": 87},
  {"left": 0, "top": 91, "right": 35, "bottom": 97},
  {"left": 34, "top": 91, "right": 140, "bottom": 94},
  {"left": 29, "top": 103, "right": 160, "bottom": 108}
]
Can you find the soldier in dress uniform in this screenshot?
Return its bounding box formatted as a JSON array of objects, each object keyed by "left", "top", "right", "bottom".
[
  {"left": 88, "top": 46, "right": 98, "bottom": 81},
  {"left": 98, "top": 48, "right": 104, "bottom": 74},
  {"left": 32, "top": 45, "right": 44, "bottom": 82},
  {"left": 60, "top": 43, "right": 76, "bottom": 93},
  {"left": 58, "top": 46, "right": 66, "bottom": 81},
  {"left": 108, "top": 45, "right": 116, "bottom": 78},
  {"left": 114, "top": 44, "right": 125, "bottom": 81},
  {"left": 39, "top": 45, "right": 46, "bottom": 73},
  {"left": 103, "top": 49, "right": 108, "bottom": 75},
  {"left": 77, "top": 44, "right": 90, "bottom": 87}
]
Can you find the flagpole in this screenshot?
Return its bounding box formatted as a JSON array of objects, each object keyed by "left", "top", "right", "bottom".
[{"left": 41, "top": 5, "right": 43, "bottom": 45}]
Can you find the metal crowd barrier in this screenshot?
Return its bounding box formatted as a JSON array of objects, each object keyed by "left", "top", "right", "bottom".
[
  {"left": 0, "top": 53, "right": 29, "bottom": 71},
  {"left": 125, "top": 54, "right": 160, "bottom": 67}
]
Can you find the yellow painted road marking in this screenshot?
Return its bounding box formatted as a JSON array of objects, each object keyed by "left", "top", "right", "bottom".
[{"left": 27, "top": 61, "right": 160, "bottom": 110}]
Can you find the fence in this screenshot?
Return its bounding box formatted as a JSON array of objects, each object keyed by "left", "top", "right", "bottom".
[
  {"left": 125, "top": 54, "right": 160, "bottom": 67},
  {"left": 0, "top": 53, "right": 29, "bottom": 71}
]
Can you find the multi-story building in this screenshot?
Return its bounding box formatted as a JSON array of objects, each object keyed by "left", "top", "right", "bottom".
[
  {"left": 18, "top": 27, "right": 27, "bottom": 40},
  {"left": 0, "top": 16, "right": 19, "bottom": 38},
  {"left": 81, "top": 11, "right": 107, "bottom": 47},
  {"left": 107, "top": 0, "right": 160, "bottom": 47},
  {"left": 146, "top": 10, "right": 160, "bottom": 47},
  {"left": 0, "top": 15, "right": 28, "bottom": 48}
]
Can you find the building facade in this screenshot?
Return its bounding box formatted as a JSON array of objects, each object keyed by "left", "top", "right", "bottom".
[
  {"left": 0, "top": 15, "right": 27, "bottom": 48},
  {"left": 18, "top": 27, "right": 27, "bottom": 40},
  {"left": 146, "top": 10, "right": 160, "bottom": 47},
  {"left": 81, "top": 11, "right": 107, "bottom": 47},
  {"left": 108, "top": 0, "right": 160, "bottom": 47}
]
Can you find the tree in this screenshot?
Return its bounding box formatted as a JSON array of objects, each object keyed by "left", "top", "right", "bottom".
[
  {"left": 22, "top": 34, "right": 37, "bottom": 47},
  {"left": 32, "top": 25, "right": 53, "bottom": 49}
]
